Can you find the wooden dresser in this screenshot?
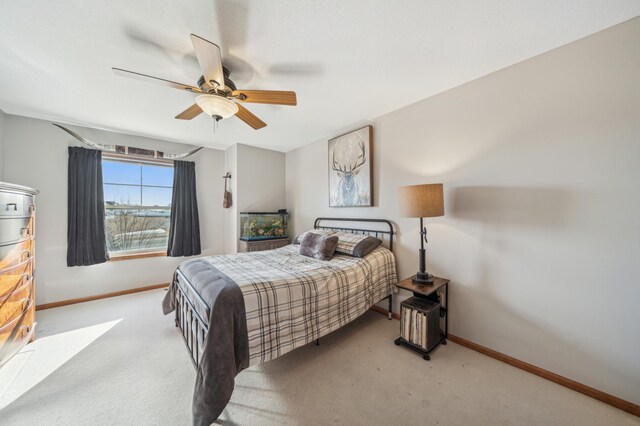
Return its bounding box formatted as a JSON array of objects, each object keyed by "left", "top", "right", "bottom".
[{"left": 0, "top": 182, "right": 38, "bottom": 367}]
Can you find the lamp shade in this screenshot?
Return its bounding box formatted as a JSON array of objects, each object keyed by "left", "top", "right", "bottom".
[
  {"left": 195, "top": 94, "right": 239, "bottom": 118},
  {"left": 399, "top": 183, "right": 444, "bottom": 218}
]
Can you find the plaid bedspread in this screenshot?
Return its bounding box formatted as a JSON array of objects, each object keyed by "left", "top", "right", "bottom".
[{"left": 200, "top": 244, "right": 397, "bottom": 366}]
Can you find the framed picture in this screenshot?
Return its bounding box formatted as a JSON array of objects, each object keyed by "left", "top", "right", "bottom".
[{"left": 328, "top": 125, "right": 373, "bottom": 207}]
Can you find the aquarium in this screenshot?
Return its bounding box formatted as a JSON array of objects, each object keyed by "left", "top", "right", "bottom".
[{"left": 240, "top": 211, "right": 289, "bottom": 241}]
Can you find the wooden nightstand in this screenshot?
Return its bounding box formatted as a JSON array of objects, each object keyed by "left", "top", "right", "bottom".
[{"left": 394, "top": 276, "right": 449, "bottom": 360}]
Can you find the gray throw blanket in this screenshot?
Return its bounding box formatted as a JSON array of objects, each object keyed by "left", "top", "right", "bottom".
[{"left": 162, "top": 259, "right": 250, "bottom": 426}]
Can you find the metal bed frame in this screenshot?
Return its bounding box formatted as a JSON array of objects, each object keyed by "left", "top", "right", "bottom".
[
  {"left": 174, "top": 269, "right": 209, "bottom": 368},
  {"left": 174, "top": 217, "right": 396, "bottom": 368},
  {"left": 313, "top": 217, "right": 395, "bottom": 319}
]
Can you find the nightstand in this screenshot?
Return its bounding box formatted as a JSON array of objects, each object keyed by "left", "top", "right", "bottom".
[{"left": 394, "top": 276, "right": 449, "bottom": 360}]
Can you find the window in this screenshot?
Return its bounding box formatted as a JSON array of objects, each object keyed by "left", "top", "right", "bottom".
[{"left": 102, "top": 157, "right": 173, "bottom": 256}]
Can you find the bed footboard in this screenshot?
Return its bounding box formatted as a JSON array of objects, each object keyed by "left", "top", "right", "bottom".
[
  {"left": 177, "top": 287, "right": 391, "bottom": 366},
  {"left": 175, "top": 280, "right": 392, "bottom": 367},
  {"left": 174, "top": 274, "right": 209, "bottom": 369}
]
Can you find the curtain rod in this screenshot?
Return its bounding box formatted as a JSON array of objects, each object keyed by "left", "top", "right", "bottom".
[{"left": 102, "top": 152, "right": 174, "bottom": 166}]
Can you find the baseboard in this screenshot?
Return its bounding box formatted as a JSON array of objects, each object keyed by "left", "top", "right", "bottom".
[
  {"left": 36, "top": 283, "right": 169, "bottom": 311},
  {"left": 369, "top": 306, "right": 639, "bottom": 417},
  {"left": 370, "top": 304, "right": 401, "bottom": 320}
]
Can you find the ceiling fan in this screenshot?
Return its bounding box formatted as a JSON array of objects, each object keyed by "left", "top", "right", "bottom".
[{"left": 112, "top": 34, "right": 297, "bottom": 130}]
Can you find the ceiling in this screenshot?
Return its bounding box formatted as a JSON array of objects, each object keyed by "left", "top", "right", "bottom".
[{"left": 1, "top": 1, "right": 638, "bottom": 152}]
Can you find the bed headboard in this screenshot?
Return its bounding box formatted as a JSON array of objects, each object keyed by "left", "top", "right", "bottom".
[{"left": 313, "top": 217, "right": 395, "bottom": 252}]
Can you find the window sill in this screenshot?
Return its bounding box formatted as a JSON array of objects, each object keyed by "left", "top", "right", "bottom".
[{"left": 108, "top": 251, "right": 167, "bottom": 262}]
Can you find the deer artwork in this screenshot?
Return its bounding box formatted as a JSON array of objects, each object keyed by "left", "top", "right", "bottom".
[{"left": 331, "top": 133, "right": 367, "bottom": 206}]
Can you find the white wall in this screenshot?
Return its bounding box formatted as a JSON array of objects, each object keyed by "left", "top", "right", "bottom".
[
  {"left": 223, "top": 144, "right": 238, "bottom": 254},
  {"left": 0, "top": 108, "right": 5, "bottom": 180},
  {"left": 224, "top": 143, "right": 286, "bottom": 253},
  {"left": 286, "top": 19, "right": 640, "bottom": 403},
  {"left": 236, "top": 144, "right": 286, "bottom": 212},
  {"left": 2, "top": 115, "right": 226, "bottom": 305}
]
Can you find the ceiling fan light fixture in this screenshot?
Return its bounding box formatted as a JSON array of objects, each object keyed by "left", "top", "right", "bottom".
[{"left": 195, "top": 94, "right": 238, "bottom": 120}]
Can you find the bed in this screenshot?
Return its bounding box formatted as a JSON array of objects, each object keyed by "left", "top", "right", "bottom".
[{"left": 162, "top": 218, "right": 397, "bottom": 425}]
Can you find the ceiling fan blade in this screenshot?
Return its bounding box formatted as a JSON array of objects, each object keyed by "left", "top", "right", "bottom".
[
  {"left": 235, "top": 104, "right": 266, "bottom": 130},
  {"left": 190, "top": 34, "right": 225, "bottom": 90},
  {"left": 175, "top": 104, "right": 203, "bottom": 120},
  {"left": 112, "top": 68, "right": 201, "bottom": 93},
  {"left": 232, "top": 90, "right": 297, "bottom": 106}
]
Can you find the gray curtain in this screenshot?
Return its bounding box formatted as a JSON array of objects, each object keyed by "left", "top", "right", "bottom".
[
  {"left": 167, "top": 160, "right": 201, "bottom": 256},
  {"left": 67, "top": 147, "right": 109, "bottom": 266}
]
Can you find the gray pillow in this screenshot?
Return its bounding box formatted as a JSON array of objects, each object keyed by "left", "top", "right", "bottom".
[
  {"left": 332, "top": 232, "right": 382, "bottom": 258},
  {"left": 298, "top": 233, "right": 339, "bottom": 261},
  {"left": 292, "top": 229, "right": 336, "bottom": 244}
]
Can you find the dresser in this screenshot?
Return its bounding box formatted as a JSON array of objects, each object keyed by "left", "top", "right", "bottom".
[{"left": 0, "top": 182, "right": 38, "bottom": 367}]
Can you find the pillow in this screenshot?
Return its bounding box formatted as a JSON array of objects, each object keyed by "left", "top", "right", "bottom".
[
  {"left": 298, "top": 233, "right": 339, "bottom": 261},
  {"left": 292, "top": 229, "right": 336, "bottom": 244},
  {"left": 332, "top": 232, "right": 382, "bottom": 258}
]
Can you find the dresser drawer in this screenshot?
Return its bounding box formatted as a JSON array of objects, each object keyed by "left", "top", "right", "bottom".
[
  {"left": 0, "top": 302, "right": 34, "bottom": 367},
  {"left": 0, "top": 267, "right": 32, "bottom": 298},
  {"left": 0, "top": 216, "right": 33, "bottom": 246},
  {"left": 0, "top": 277, "right": 33, "bottom": 326},
  {"left": 0, "top": 192, "right": 35, "bottom": 217},
  {"left": 0, "top": 259, "right": 33, "bottom": 291},
  {"left": 0, "top": 239, "right": 34, "bottom": 271}
]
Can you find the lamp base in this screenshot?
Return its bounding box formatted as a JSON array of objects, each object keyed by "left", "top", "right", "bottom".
[{"left": 412, "top": 271, "right": 434, "bottom": 285}]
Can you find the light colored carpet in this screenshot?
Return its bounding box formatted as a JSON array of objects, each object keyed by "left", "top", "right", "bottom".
[{"left": 0, "top": 289, "right": 637, "bottom": 426}]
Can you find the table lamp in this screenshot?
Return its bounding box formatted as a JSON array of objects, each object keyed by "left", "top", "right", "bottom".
[{"left": 399, "top": 183, "right": 444, "bottom": 284}]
